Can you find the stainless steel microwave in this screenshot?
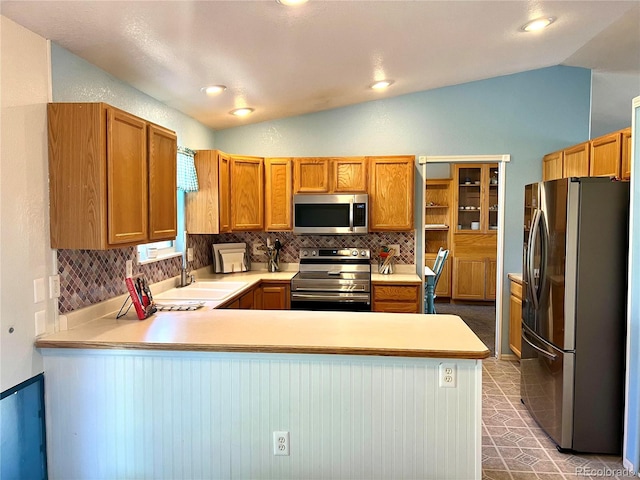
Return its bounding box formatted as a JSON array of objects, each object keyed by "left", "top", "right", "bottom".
[{"left": 293, "top": 194, "right": 368, "bottom": 234}]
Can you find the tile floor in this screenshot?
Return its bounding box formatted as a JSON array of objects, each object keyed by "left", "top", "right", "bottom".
[
  {"left": 436, "top": 303, "right": 627, "bottom": 480},
  {"left": 482, "top": 357, "right": 627, "bottom": 480}
]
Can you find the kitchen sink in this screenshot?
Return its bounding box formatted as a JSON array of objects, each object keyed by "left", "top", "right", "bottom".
[{"left": 154, "top": 281, "right": 248, "bottom": 301}]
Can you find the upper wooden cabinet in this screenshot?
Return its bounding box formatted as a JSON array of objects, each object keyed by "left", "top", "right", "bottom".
[
  {"left": 230, "top": 155, "right": 264, "bottom": 231},
  {"left": 185, "top": 150, "right": 220, "bottom": 234},
  {"left": 48, "top": 102, "right": 177, "bottom": 249},
  {"left": 265, "top": 158, "right": 293, "bottom": 231},
  {"left": 622, "top": 127, "right": 632, "bottom": 180},
  {"left": 453, "top": 163, "right": 498, "bottom": 234},
  {"left": 293, "top": 157, "right": 367, "bottom": 193},
  {"left": 563, "top": 142, "right": 590, "bottom": 178},
  {"left": 542, "top": 150, "right": 563, "bottom": 181},
  {"left": 368, "top": 155, "right": 415, "bottom": 231},
  {"left": 148, "top": 124, "right": 178, "bottom": 241},
  {"left": 590, "top": 131, "right": 623, "bottom": 178},
  {"left": 293, "top": 158, "right": 330, "bottom": 193}
]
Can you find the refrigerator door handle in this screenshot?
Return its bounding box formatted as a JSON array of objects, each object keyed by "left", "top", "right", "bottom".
[
  {"left": 527, "top": 208, "right": 541, "bottom": 310},
  {"left": 522, "top": 329, "right": 558, "bottom": 360}
]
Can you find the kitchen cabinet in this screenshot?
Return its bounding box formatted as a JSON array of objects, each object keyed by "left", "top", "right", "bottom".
[
  {"left": 186, "top": 150, "right": 220, "bottom": 234},
  {"left": 239, "top": 289, "right": 255, "bottom": 309},
  {"left": 590, "top": 130, "right": 622, "bottom": 178},
  {"left": 563, "top": 142, "right": 590, "bottom": 178},
  {"left": 293, "top": 158, "right": 331, "bottom": 193},
  {"left": 425, "top": 178, "right": 452, "bottom": 296},
  {"left": 264, "top": 158, "right": 292, "bottom": 231},
  {"left": 261, "top": 282, "right": 290, "bottom": 310},
  {"left": 368, "top": 155, "right": 415, "bottom": 231},
  {"left": 293, "top": 157, "right": 367, "bottom": 193},
  {"left": 542, "top": 150, "right": 563, "bottom": 181},
  {"left": 218, "top": 152, "right": 232, "bottom": 232},
  {"left": 48, "top": 102, "right": 177, "bottom": 249},
  {"left": 230, "top": 155, "right": 264, "bottom": 231},
  {"left": 452, "top": 256, "right": 496, "bottom": 301},
  {"left": 372, "top": 283, "right": 421, "bottom": 313},
  {"left": 453, "top": 163, "right": 498, "bottom": 234},
  {"left": 508, "top": 277, "right": 522, "bottom": 358},
  {"left": 622, "top": 127, "right": 632, "bottom": 180}
]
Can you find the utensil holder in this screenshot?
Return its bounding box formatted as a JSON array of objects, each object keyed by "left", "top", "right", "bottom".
[{"left": 378, "top": 256, "right": 395, "bottom": 274}]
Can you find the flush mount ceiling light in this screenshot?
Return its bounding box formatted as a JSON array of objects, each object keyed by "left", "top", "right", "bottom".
[
  {"left": 201, "top": 85, "right": 227, "bottom": 95},
  {"left": 370, "top": 80, "right": 394, "bottom": 90},
  {"left": 230, "top": 107, "right": 255, "bottom": 117},
  {"left": 521, "top": 17, "right": 556, "bottom": 32},
  {"left": 276, "top": 0, "right": 309, "bottom": 6}
]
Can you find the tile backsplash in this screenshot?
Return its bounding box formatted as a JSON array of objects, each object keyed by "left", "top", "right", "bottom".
[{"left": 58, "top": 231, "right": 415, "bottom": 314}]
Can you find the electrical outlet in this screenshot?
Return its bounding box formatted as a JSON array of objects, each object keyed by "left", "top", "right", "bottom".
[
  {"left": 273, "top": 431, "right": 290, "bottom": 456},
  {"left": 187, "top": 248, "right": 194, "bottom": 262},
  {"left": 253, "top": 242, "right": 264, "bottom": 255},
  {"left": 439, "top": 363, "right": 457, "bottom": 388},
  {"left": 126, "top": 260, "right": 133, "bottom": 278},
  {"left": 49, "top": 275, "right": 61, "bottom": 299},
  {"left": 388, "top": 244, "right": 400, "bottom": 256}
]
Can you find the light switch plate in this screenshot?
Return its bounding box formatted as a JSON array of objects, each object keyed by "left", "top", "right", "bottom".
[
  {"left": 33, "top": 277, "right": 46, "bottom": 304},
  {"left": 126, "top": 260, "right": 133, "bottom": 278},
  {"left": 49, "top": 275, "right": 61, "bottom": 298},
  {"left": 387, "top": 244, "right": 400, "bottom": 256},
  {"left": 187, "top": 248, "right": 194, "bottom": 262}
]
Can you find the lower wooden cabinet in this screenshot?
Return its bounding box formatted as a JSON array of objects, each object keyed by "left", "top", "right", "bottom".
[
  {"left": 508, "top": 278, "right": 523, "bottom": 358},
  {"left": 452, "top": 257, "right": 496, "bottom": 301},
  {"left": 372, "top": 283, "right": 421, "bottom": 313},
  {"left": 261, "top": 282, "right": 291, "bottom": 310}
]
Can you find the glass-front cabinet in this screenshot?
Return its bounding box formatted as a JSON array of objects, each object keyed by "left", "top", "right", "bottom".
[{"left": 453, "top": 163, "right": 498, "bottom": 233}]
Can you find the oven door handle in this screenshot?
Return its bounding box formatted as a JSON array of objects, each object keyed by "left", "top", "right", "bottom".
[
  {"left": 291, "top": 293, "right": 370, "bottom": 301},
  {"left": 293, "top": 286, "right": 368, "bottom": 292}
]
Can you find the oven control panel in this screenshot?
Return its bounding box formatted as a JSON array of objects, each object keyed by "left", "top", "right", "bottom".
[{"left": 299, "top": 247, "right": 370, "bottom": 260}]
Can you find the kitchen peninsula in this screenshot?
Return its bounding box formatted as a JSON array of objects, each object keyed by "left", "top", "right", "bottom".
[{"left": 37, "top": 303, "right": 489, "bottom": 480}]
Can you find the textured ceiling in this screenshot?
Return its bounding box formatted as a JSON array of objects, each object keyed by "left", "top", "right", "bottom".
[{"left": 2, "top": 0, "right": 639, "bottom": 130}]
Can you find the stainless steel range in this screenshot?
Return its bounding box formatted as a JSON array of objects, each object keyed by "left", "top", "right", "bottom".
[{"left": 290, "top": 247, "right": 371, "bottom": 311}]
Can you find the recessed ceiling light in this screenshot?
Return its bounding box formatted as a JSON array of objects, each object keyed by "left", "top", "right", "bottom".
[
  {"left": 276, "top": 0, "right": 308, "bottom": 6},
  {"left": 370, "top": 80, "right": 394, "bottom": 90},
  {"left": 521, "top": 17, "right": 555, "bottom": 32},
  {"left": 201, "top": 85, "right": 227, "bottom": 95},
  {"left": 230, "top": 107, "right": 254, "bottom": 117}
]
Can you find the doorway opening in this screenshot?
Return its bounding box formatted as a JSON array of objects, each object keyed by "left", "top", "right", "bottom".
[{"left": 418, "top": 155, "right": 510, "bottom": 357}]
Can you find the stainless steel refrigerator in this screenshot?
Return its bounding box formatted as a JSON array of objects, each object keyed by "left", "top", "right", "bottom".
[{"left": 521, "top": 177, "right": 629, "bottom": 454}]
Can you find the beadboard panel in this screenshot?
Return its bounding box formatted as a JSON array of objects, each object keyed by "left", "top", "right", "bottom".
[{"left": 42, "top": 350, "right": 482, "bottom": 479}]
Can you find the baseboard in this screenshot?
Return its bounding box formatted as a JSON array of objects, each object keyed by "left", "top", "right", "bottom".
[{"left": 498, "top": 353, "right": 520, "bottom": 362}]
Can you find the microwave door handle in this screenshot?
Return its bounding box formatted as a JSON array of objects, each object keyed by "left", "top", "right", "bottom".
[{"left": 349, "top": 198, "right": 354, "bottom": 232}]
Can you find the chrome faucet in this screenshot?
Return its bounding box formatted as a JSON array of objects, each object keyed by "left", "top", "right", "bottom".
[{"left": 179, "top": 266, "right": 195, "bottom": 287}]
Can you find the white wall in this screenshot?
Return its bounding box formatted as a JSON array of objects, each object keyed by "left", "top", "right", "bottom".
[
  {"left": 42, "top": 349, "right": 482, "bottom": 480},
  {"left": 0, "top": 16, "right": 54, "bottom": 391}
]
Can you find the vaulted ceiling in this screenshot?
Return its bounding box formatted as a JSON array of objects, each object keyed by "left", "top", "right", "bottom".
[{"left": 2, "top": 1, "right": 639, "bottom": 130}]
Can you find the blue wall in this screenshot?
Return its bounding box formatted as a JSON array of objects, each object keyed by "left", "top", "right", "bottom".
[{"left": 215, "top": 66, "right": 592, "bottom": 352}]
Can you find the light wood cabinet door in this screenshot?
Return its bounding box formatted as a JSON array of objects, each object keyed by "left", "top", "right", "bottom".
[
  {"left": 368, "top": 156, "right": 414, "bottom": 231},
  {"left": 486, "top": 258, "right": 497, "bottom": 300},
  {"left": 265, "top": 158, "right": 292, "bottom": 231},
  {"left": 262, "top": 283, "right": 290, "bottom": 309},
  {"left": 452, "top": 257, "right": 486, "bottom": 300},
  {"left": 590, "top": 131, "right": 622, "bottom": 177},
  {"left": 218, "top": 152, "right": 232, "bottom": 232},
  {"left": 231, "top": 156, "right": 264, "bottom": 230},
  {"left": 333, "top": 157, "right": 367, "bottom": 192},
  {"left": 107, "top": 107, "right": 148, "bottom": 246},
  {"left": 293, "top": 158, "right": 330, "bottom": 193},
  {"left": 563, "top": 142, "right": 590, "bottom": 178},
  {"left": 509, "top": 280, "right": 522, "bottom": 358},
  {"left": 621, "top": 127, "right": 632, "bottom": 180},
  {"left": 147, "top": 123, "right": 177, "bottom": 241},
  {"left": 186, "top": 150, "right": 220, "bottom": 234},
  {"left": 372, "top": 284, "right": 420, "bottom": 313},
  {"left": 542, "top": 151, "right": 563, "bottom": 181}
]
